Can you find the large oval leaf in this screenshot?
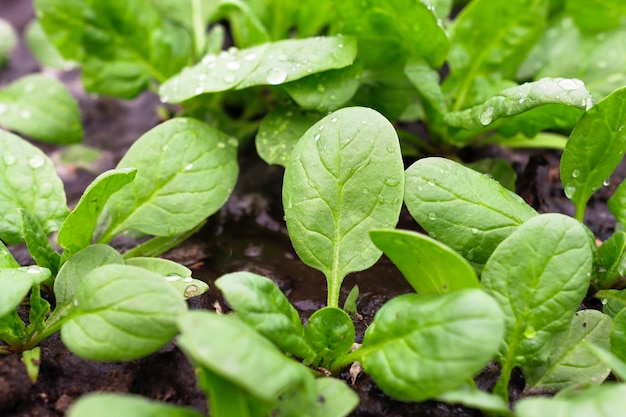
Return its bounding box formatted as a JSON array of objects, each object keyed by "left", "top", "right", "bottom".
[
  {"left": 101, "top": 118, "right": 238, "bottom": 241},
  {"left": 370, "top": 229, "right": 479, "bottom": 294},
  {"left": 404, "top": 157, "right": 536, "bottom": 268},
  {"left": 61, "top": 264, "right": 187, "bottom": 361},
  {"left": 0, "top": 130, "right": 68, "bottom": 244},
  {"left": 67, "top": 393, "right": 204, "bottom": 417},
  {"left": 282, "top": 107, "right": 404, "bottom": 307},
  {"left": 482, "top": 214, "right": 593, "bottom": 369},
  {"left": 0, "top": 267, "right": 51, "bottom": 318},
  {"left": 561, "top": 86, "right": 626, "bottom": 221},
  {"left": 358, "top": 289, "right": 504, "bottom": 402}
]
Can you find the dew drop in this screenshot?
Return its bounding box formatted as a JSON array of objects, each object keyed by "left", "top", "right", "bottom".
[
  {"left": 319, "top": 125, "right": 325, "bottom": 131},
  {"left": 224, "top": 74, "right": 237, "bottom": 83},
  {"left": 26, "top": 265, "right": 43, "bottom": 274},
  {"left": 428, "top": 212, "right": 437, "bottom": 220},
  {"left": 184, "top": 285, "right": 200, "bottom": 298},
  {"left": 165, "top": 275, "right": 182, "bottom": 281},
  {"left": 603, "top": 178, "right": 611, "bottom": 187},
  {"left": 619, "top": 125, "right": 625, "bottom": 132},
  {"left": 362, "top": 187, "right": 369, "bottom": 194},
  {"left": 3, "top": 154, "right": 16, "bottom": 166},
  {"left": 384, "top": 178, "right": 400, "bottom": 187},
  {"left": 466, "top": 249, "right": 474, "bottom": 260},
  {"left": 331, "top": 117, "right": 338, "bottom": 123},
  {"left": 185, "top": 163, "right": 194, "bottom": 171},
  {"left": 427, "top": 180, "right": 435, "bottom": 186},
  {"left": 226, "top": 61, "right": 241, "bottom": 70},
  {"left": 316, "top": 84, "right": 326, "bottom": 93},
  {"left": 217, "top": 142, "right": 226, "bottom": 148},
  {"left": 428, "top": 231, "right": 437, "bottom": 238},
  {"left": 227, "top": 137, "right": 238, "bottom": 147},
  {"left": 564, "top": 185, "right": 576, "bottom": 198},
  {"left": 377, "top": 195, "right": 385, "bottom": 204},
  {"left": 194, "top": 87, "right": 203, "bottom": 94},
  {"left": 0, "top": 103, "right": 7, "bottom": 115},
  {"left": 24, "top": 83, "right": 35, "bottom": 93},
  {"left": 558, "top": 78, "right": 580, "bottom": 91},
  {"left": 572, "top": 169, "right": 580, "bottom": 178},
  {"left": 202, "top": 55, "right": 216, "bottom": 64},
  {"left": 314, "top": 133, "right": 321, "bottom": 141},
  {"left": 524, "top": 326, "right": 537, "bottom": 339},
  {"left": 266, "top": 67, "right": 287, "bottom": 85},
  {"left": 29, "top": 155, "right": 45, "bottom": 169},
  {"left": 244, "top": 52, "right": 257, "bottom": 61},
  {"left": 518, "top": 97, "right": 526, "bottom": 104},
  {"left": 20, "top": 109, "right": 31, "bottom": 119},
  {"left": 601, "top": 298, "right": 608, "bottom": 305},
  {"left": 479, "top": 107, "right": 494, "bottom": 126},
  {"left": 471, "top": 228, "right": 479, "bottom": 234}
]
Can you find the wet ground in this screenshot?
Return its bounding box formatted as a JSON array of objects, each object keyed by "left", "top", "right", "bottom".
[{"left": 1, "top": 1, "right": 624, "bottom": 416}]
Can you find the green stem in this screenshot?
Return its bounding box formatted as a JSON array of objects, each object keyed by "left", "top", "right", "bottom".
[
  {"left": 493, "top": 360, "right": 513, "bottom": 402},
  {"left": 22, "top": 309, "right": 67, "bottom": 351},
  {"left": 575, "top": 204, "right": 586, "bottom": 223},
  {"left": 329, "top": 349, "right": 363, "bottom": 374},
  {"left": 122, "top": 221, "right": 205, "bottom": 259},
  {"left": 191, "top": 0, "right": 206, "bottom": 59}
]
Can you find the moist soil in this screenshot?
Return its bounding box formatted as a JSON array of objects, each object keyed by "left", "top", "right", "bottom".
[{"left": 0, "top": 1, "right": 623, "bottom": 416}]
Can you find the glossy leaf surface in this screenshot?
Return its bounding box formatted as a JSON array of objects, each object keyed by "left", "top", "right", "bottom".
[
  {"left": 370, "top": 229, "right": 479, "bottom": 294},
  {"left": 404, "top": 157, "right": 536, "bottom": 268},
  {"left": 283, "top": 107, "right": 404, "bottom": 306},
  {"left": 304, "top": 307, "right": 355, "bottom": 368},
  {"left": 0, "top": 267, "right": 50, "bottom": 318},
  {"left": 359, "top": 289, "right": 504, "bottom": 401},
  {"left": 125, "top": 257, "right": 208, "bottom": 299},
  {"left": 67, "top": 393, "right": 204, "bottom": 417},
  {"left": 62, "top": 265, "right": 186, "bottom": 361}
]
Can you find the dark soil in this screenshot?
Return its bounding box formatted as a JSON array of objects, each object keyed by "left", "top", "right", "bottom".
[{"left": 1, "top": 1, "right": 624, "bottom": 416}]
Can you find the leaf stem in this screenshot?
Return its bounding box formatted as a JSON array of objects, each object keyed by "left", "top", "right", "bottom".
[
  {"left": 191, "top": 0, "right": 206, "bottom": 59},
  {"left": 122, "top": 221, "right": 206, "bottom": 259}
]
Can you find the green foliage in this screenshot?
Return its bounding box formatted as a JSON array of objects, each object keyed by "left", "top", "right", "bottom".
[{"left": 0, "top": 18, "right": 17, "bottom": 68}]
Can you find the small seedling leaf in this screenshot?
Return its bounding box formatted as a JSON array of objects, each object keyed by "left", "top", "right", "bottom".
[
  {"left": 58, "top": 168, "right": 136, "bottom": 259},
  {"left": 358, "top": 289, "right": 504, "bottom": 402},
  {"left": 370, "top": 229, "right": 479, "bottom": 294},
  {"left": 159, "top": 35, "right": 356, "bottom": 103},
  {"left": 20, "top": 209, "right": 60, "bottom": 275},
  {"left": 283, "top": 107, "right": 404, "bottom": 307},
  {"left": 215, "top": 272, "right": 315, "bottom": 362},
  {"left": 61, "top": 264, "right": 186, "bottom": 361},
  {"left": 610, "top": 308, "right": 626, "bottom": 364},
  {"left": 404, "top": 157, "right": 536, "bottom": 268},
  {"left": 24, "top": 19, "right": 75, "bottom": 70},
  {"left": 102, "top": 118, "right": 238, "bottom": 240},
  {"left": 0, "top": 266, "right": 50, "bottom": 318},
  {"left": 0, "top": 130, "right": 68, "bottom": 244},
  {"left": 595, "top": 232, "right": 626, "bottom": 289},
  {"left": 273, "top": 377, "right": 359, "bottom": 417},
  {"left": 304, "top": 307, "right": 355, "bottom": 369},
  {"left": 561, "top": 86, "right": 626, "bottom": 220},
  {"left": 0, "top": 18, "right": 17, "bottom": 68},
  {"left": 525, "top": 310, "right": 612, "bottom": 389}
]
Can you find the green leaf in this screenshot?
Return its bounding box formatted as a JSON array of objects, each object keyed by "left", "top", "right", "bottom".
[
  {"left": 219, "top": 0, "right": 270, "bottom": 47},
  {"left": 335, "top": 0, "right": 449, "bottom": 68},
  {"left": 24, "top": 20, "right": 75, "bottom": 70},
  {"left": 595, "top": 232, "right": 626, "bottom": 289},
  {"left": 352, "top": 68, "right": 419, "bottom": 120},
  {"left": 304, "top": 307, "right": 355, "bottom": 369},
  {"left": 561, "top": 86, "right": 626, "bottom": 221},
  {"left": 609, "top": 180, "right": 626, "bottom": 229},
  {"left": 215, "top": 272, "right": 316, "bottom": 362},
  {"left": 284, "top": 63, "right": 362, "bottom": 112},
  {"left": 444, "top": 0, "right": 547, "bottom": 110},
  {"left": 465, "top": 158, "right": 517, "bottom": 192},
  {"left": 67, "top": 393, "right": 205, "bottom": 417},
  {"left": 481, "top": 214, "right": 593, "bottom": 395},
  {"left": 611, "top": 308, "right": 626, "bottom": 363},
  {"left": 405, "top": 58, "right": 448, "bottom": 115},
  {"left": 273, "top": 377, "right": 359, "bottom": 417},
  {"left": 27, "top": 285, "right": 50, "bottom": 335},
  {"left": 343, "top": 285, "right": 359, "bottom": 314},
  {"left": 58, "top": 168, "right": 136, "bottom": 259},
  {"left": 566, "top": 0, "right": 626, "bottom": 34},
  {"left": 282, "top": 107, "right": 404, "bottom": 307},
  {"left": 437, "top": 385, "right": 512, "bottom": 415},
  {"left": 0, "top": 74, "right": 83, "bottom": 144},
  {"left": 584, "top": 342, "right": 626, "bottom": 380},
  {"left": 444, "top": 77, "right": 593, "bottom": 131},
  {"left": 369, "top": 229, "right": 479, "bottom": 294},
  {"left": 596, "top": 289, "right": 626, "bottom": 318},
  {"left": 54, "top": 244, "right": 124, "bottom": 311},
  {"left": 525, "top": 310, "right": 612, "bottom": 389},
  {"left": 255, "top": 106, "right": 322, "bottom": 167},
  {"left": 0, "top": 241, "right": 19, "bottom": 269},
  {"left": 357, "top": 289, "right": 504, "bottom": 402},
  {"left": 0, "top": 130, "right": 68, "bottom": 244},
  {"left": 22, "top": 347, "right": 41, "bottom": 383},
  {"left": 404, "top": 157, "right": 537, "bottom": 268},
  {"left": 101, "top": 118, "right": 238, "bottom": 241},
  {"left": 515, "top": 384, "right": 626, "bottom": 417},
  {"left": 125, "top": 257, "right": 208, "bottom": 299},
  {"left": 0, "top": 266, "right": 51, "bottom": 318},
  {"left": 485, "top": 132, "right": 568, "bottom": 150},
  {"left": 20, "top": 210, "right": 60, "bottom": 276},
  {"left": 0, "top": 18, "right": 17, "bottom": 68},
  {"left": 495, "top": 103, "right": 585, "bottom": 139},
  {"left": 159, "top": 35, "right": 356, "bottom": 103},
  {"left": 61, "top": 264, "right": 186, "bottom": 361},
  {"left": 177, "top": 311, "right": 313, "bottom": 403},
  {"left": 35, "top": 0, "right": 193, "bottom": 98}
]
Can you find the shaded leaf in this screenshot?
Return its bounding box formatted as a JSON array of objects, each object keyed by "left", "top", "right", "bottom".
[
  {"left": 67, "top": 393, "right": 204, "bottom": 417},
  {"left": 304, "top": 307, "right": 355, "bottom": 368},
  {"left": 0, "top": 266, "right": 50, "bottom": 318},
  {"left": 0, "top": 18, "right": 17, "bottom": 68},
  {"left": 20, "top": 209, "right": 60, "bottom": 276}
]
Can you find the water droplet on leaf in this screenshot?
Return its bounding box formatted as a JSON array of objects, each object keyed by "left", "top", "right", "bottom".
[
  {"left": 479, "top": 107, "right": 494, "bottom": 126},
  {"left": 3, "top": 154, "right": 16, "bottom": 166},
  {"left": 224, "top": 74, "right": 237, "bottom": 83},
  {"left": 524, "top": 326, "right": 537, "bottom": 339},
  {"left": 184, "top": 285, "right": 200, "bottom": 298},
  {"left": 21, "top": 110, "right": 31, "bottom": 119},
  {"left": 266, "top": 67, "right": 287, "bottom": 85},
  {"left": 226, "top": 61, "right": 241, "bottom": 70},
  {"left": 331, "top": 117, "right": 338, "bottom": 123},
  {"left": 29, "top": 155, "right": 45, "bottom": 169},
  {"left": 572, "top": 169, "right": 580, "bottom": 178},
  {"left": 428, "top": 212, "right": 437, "bottom": 220}
]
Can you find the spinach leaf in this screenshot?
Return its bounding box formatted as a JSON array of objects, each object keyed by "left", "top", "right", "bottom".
[
  {"left": 61, "top": 264, "right": 186, "bottom": 361},
  {"left": 525, "top": 310, "right": 612, "bottom": 389},
  {"left": 282, "top": 107, "right": 404, "bottom": 307},
  {"left": 335, "top": 0, "right": 449, "bottom": 69},
  {"left": 0, "top": 74, "right": 82, "bottom": 144},
  {"left": 215, "top": 272, "right": 316, "bottom": 362},
  {"left": 444, "top": 0, "right": 546, "bottom": 110},
  {"left": 369, "top": 229, "right": 479, "bottom": 294},
  {"left": 515, "top": 384, "right": 626, "bottom": 417},
  {"left": 355, "top": 289, "right": 504, "bottom": 401},
  {"left": 100, "top": 118, "right": 238, "bottom": 241},
  {"left": 304, "top": 307, "right": 355, "bottom": 369},
  {"left": 125, "top": 257, "right": 208, "bottom": 299},
  {"left": 481, "top": 213, "right": 593, "bottom": 397},
  {"left": 0, "top": 130, "right": 68, "bottom": 244},
  {"left": 67, "top": 393, "right": 204, "bottom": 417},
  {"left": 0, "top": 267, "right": 50, "bottom": 318},
  {"left": 177, "top": 311, "right": 313, "bottom": 403},
  {"left": 58, "top": 168, "right": 136, "bottom": 259},
  {"left": 595, "top": 232, "right": 626, "bottom": 289},
  {"left": 566, "top": 0, "right": 626, "bottom": 34},
  {"left": 24, "top": 20, "right": 76, "bottom": 70},
  {"left": 284, "top": 63, "right": 362, "bottom": 112},
  {"left": 404, "top": 157, "right": 536, "bottom": 268},
  {"left": 437, "top": 385, "right": 512, "bottom": 416},
  {"left": 444, "top": 77, "right": 593, "bottom": 131},
  {"left": 20, "top": 209, "right": 60, "bottom": 276},
  {"left": 405, "top": 58, "right": 448, "bottom": 116},
  {"left": 255, "top": 106, "right": 322, "bottom": 166},
  {"left": 35, "top": 0, "right": 193, "bottom": 98},
  {"left": 561, "top": 86, "right": 626, "bottom": 220},
  {"left": 159, "top": 35, "right": 356, "bottom": 103},
  {"left": 609, "top": 177, "right": 626, "bottom": 229},
  {"left": 610, "top": 308, "right": 626, "bottom": 363},
  {"left": 0, "top": 18, "right": 17, "bottom": 68},
  {"left": 273, "top": 377, "right": 358, "bottom": 417},
  {"left": 465, "top": 158, "right": 517, "bottom": 192},
  {"left": 0, "top": 240, "right": 20, "bottom": 269}
]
